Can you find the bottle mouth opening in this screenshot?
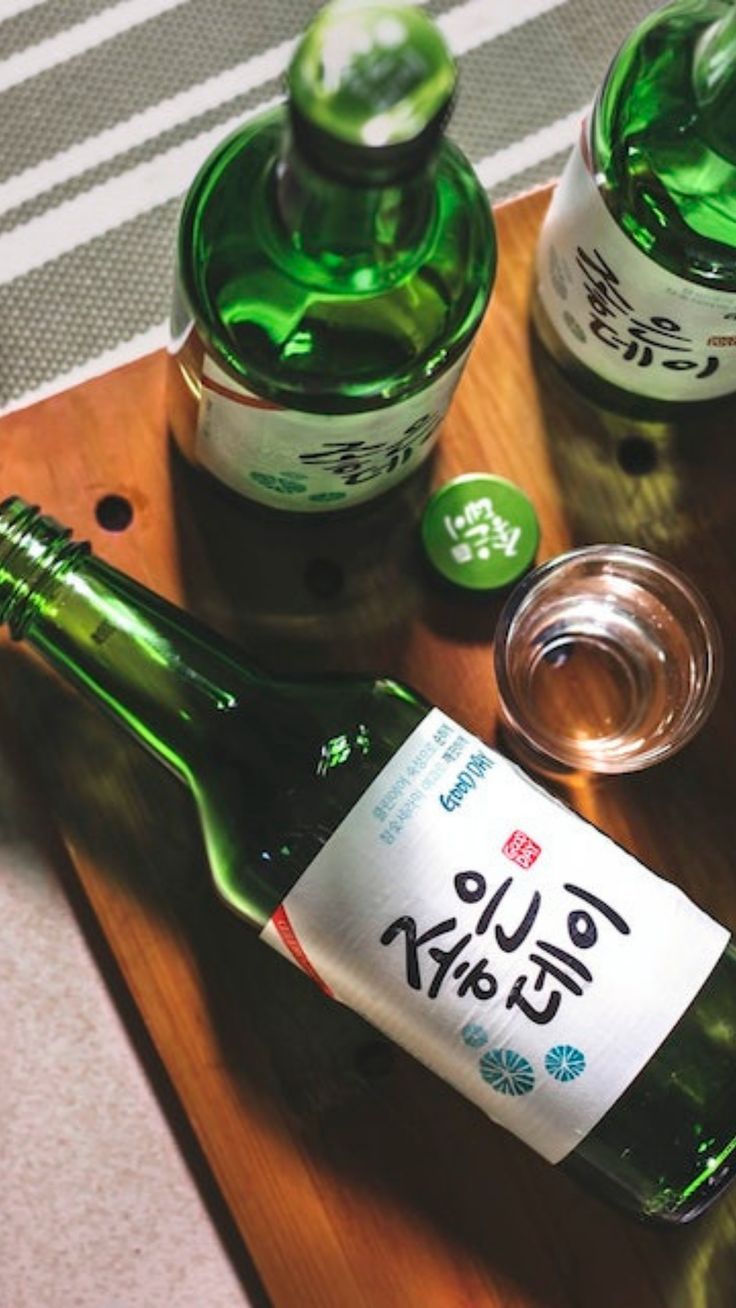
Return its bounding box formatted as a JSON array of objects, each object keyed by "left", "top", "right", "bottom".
[{"left": 0, "top": 497, "right": 89, "bottom": 639}]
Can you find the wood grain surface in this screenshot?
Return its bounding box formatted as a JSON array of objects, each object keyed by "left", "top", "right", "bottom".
[{"left": 1, "top": 185, "right": 735, "bottom": 1307}]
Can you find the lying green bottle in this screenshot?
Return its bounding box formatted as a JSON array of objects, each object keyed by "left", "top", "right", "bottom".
[
  {"left": 0, "top": 494, "right": 734, "bottom": 1224},
  {"left": 169, "top": 1, "right": 495, "bottom": 511},
  {"left": 534, "top": 0, "right": 736, "bottom": 415}
]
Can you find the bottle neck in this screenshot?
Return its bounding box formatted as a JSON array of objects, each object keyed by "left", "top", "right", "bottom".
[
  {"left": 273, "top": 129, "right": 436, "bottom": 293},
  {"left": 0, "top": 498, "right": 247, "bottom": 782}
]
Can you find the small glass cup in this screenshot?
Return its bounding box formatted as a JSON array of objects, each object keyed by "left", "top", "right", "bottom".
[{"left": 493, "top": 544, "right": 723, "bottom": 776}]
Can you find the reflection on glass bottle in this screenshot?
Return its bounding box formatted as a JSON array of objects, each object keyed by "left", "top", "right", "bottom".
[
  {"left": 169, "top": 1, "right": 495, "bottom": 512},
  {"left": 533, "top": 0, "right": 736, "bottom": 417},
  {"left": 0, "top": 495, "right": 735, "bottom": 1226}
]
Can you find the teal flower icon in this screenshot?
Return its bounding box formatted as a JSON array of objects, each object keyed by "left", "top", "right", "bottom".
[
  {"left": 545, "top": 1045, "right": 586, "bottom": 1083},
  {"left": 461, "top": 1023, "right": 488, "bottom": 1049},
  {"left": 479, "top": 1049, "right": 535, "bottom": 1096}
]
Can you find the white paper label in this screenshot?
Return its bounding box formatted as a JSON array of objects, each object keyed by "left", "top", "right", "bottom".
[
  {"left": 262, "top": 710, "right": 729, "bottom": 1163},
  {"left": 195, "top": 350, "right": 469, "bottom": 511},
  {"left": 536, "top": 129, "right": 736, "bottom": 401}
]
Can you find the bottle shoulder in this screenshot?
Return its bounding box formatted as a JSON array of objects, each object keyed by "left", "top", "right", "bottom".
[
  {"left": 592, "top": 1, "right": 736, "bottom": 289},
  {"left": 192, "top": 671, "right": 431, "bottom": 925},
  {"left": 177, "top": 109, "right": 495, "bottom": 411}
]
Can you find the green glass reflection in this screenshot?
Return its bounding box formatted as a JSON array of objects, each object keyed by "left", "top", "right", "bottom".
[
  {"left": 593, "top": 0, "right": 736, "bottom": 288},
  {"left": 175, "top": 108, "right": 494, "bottom": 411}
]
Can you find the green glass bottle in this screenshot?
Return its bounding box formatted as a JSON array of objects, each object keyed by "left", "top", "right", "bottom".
[
  {"left": 1, "top": 494, "right": 734, "bottom": 1225},
  {"left": 168, "top": 0, "right": 495, "bottom": 512},
  {"left": 533, "top": 0, "right": 736, "bottom": 416}
]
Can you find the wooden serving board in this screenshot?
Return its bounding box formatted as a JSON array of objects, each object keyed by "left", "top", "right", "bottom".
[{"left": 2, "top": 186, "right": 736, "bottom": 1307}]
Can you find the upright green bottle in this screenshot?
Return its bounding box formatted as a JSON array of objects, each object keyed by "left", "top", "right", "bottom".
[
  {"left": 1, "top": 495, "right": 735, "bottom": 1224},
  {"left": 168, "top": 0, "right": 495, "bottom": 512},
  {"left": 534, "top": 0, "right": 736, "bottom": 415}
]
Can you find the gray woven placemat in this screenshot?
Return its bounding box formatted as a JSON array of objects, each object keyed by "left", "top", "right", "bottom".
[{"left": 0, "top": 0, "right": 656, "bottom": 412}]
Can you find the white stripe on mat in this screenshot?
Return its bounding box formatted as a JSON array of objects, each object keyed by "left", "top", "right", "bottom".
[
  {"left": 438, "top": 0, "right": 565, "bottom": 56},
  {"left": 0, "top": 0, "right": 191, "bottom": 94},
  {"left": 0, "top": 96, "right": 282, "bottom": 286},
  {"left": 0, "top": 0, "right": 52, "bottom": 21},
  {"left": 474, "top": 107, "right": 583, "bottom": 190},
  {"left": 0, "top": 39, "right": 297, "bottom": 217},
  {"left": 0, "top": 0, "right": 567, "bottom": 217}
]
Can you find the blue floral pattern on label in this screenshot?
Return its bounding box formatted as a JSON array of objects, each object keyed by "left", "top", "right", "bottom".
[
  {"left": 545, "top": 1045, "right": 587, "bottom": 1083},
  {"left": 479, "top": 1049, "right": 535, "bottom": 1097},
  {"left": 461, "top": 1022, "right": 489, "bottom": 1049}
]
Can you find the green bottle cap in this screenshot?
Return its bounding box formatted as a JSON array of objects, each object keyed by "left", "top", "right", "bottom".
[
  {"left": 288, "top": 2, "right": 456, "bottom": 181},
  {"left": 421, "top": 474, "right": 540, "bottom": 591}
]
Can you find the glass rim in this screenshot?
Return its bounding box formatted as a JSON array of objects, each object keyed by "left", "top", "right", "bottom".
[{"left": 493, "top": 543, "right": 724, "bottom": 774}]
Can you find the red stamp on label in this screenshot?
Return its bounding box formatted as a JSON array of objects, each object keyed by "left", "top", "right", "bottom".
[{"left": 502, "top": 830, "right": 541, "bottom": 869}]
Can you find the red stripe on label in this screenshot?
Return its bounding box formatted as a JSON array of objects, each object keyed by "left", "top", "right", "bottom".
[
  {"left": 271, "top": 904, "right": 334, "bottom": 997},
  {"left": 202, "top": 374, "right": 283, "bottom": 410}
]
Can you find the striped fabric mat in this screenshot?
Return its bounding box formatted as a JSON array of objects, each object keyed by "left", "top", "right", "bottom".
[{"left": 0, "top": 0, "right": 655, "bottom": 415}]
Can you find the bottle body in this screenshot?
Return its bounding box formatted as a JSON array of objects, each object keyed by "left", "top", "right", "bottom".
[
  {"left": 533, "top": 0, "right": 736, "bottom": 415},
  {"left": 1, "top": 496, "right": 734, "bottom": 1225},
  {"left": 170, "top": 105, "right": 494, "bottom": 511}
]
